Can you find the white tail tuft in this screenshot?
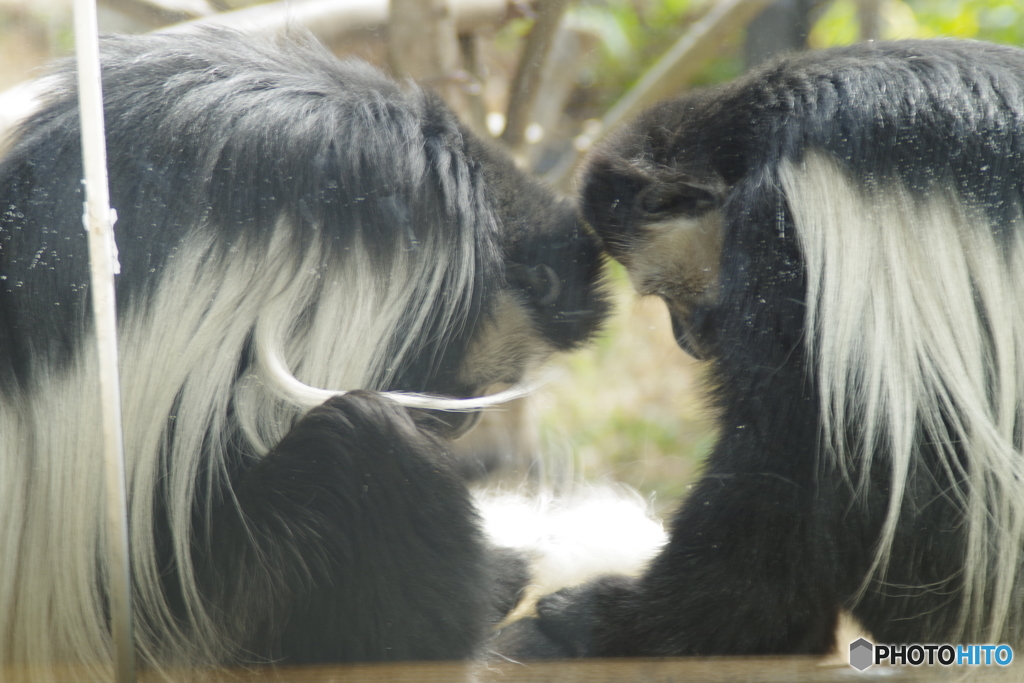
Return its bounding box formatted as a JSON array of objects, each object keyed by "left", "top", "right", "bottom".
[{"left": 478, "top": 484, "right": 667, "bottom": 602}]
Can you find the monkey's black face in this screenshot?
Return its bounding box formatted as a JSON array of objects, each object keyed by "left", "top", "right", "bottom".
[
  {"left": 455, "top": 217, "right": 608, "bottom": 393},
  {"left": 453, "top": 133, "right": 610, "bottom": 390},
  {"left": 580, "top": 123, "right": 727, "bottom": 361}
]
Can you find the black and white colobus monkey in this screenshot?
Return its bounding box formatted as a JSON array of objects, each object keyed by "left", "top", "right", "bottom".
[
  {"left": 0, "top": 30, "right": 607, "bottom": 670},
  {"left": 503, "top": 39, "right": 1024, "bottom": 657}
]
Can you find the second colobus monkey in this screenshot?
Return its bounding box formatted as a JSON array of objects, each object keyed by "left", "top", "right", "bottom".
[{"left": 502, "top": 39, "right": 1024, "bottom": 657}]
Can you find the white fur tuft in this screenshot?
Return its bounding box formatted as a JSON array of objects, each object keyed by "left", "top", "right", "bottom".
[{"left": 478, "top": 485, "right": 667, "bottom": 607}]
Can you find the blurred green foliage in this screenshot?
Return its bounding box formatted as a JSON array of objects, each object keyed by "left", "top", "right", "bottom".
[
  {"left": 565, "top": 0, "right": 744, "bottom": 115},
  {"left": 555, "top": 0, "right": 1024, "bottom": 120},
  {"left": 811, "top": 0, "right": 1024, "bottom": 47}
]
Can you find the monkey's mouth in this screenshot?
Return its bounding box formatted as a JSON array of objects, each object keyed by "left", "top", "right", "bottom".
[
  {"left": 406, "top": 384, "right": 490, "bottom": 439},
  {"left": 401, "top": 379, "right": 533, "bottom": 440},
  {"left": 426, "top": 380, "right": 522, "bottom": 439},
  {"left": 669, "top": 310, "right": 709, "bottom": 361},
  {"left": 430, "top": 409, "right": 483, "bottom": 440}
]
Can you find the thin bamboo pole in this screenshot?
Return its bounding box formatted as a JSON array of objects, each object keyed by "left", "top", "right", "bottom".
[{"left": 72, "top": 1, "right": 137, "bottom": 681}]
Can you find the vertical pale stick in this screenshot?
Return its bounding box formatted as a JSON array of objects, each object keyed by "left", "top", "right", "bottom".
[{"left": 72, "top": 1, "right": 136, "bottom": 681}]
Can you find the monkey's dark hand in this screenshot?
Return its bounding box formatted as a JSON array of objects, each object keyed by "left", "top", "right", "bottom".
[
  {"left": 491, "top": 575, "right": 639, "bottom": 660},
  {"left": 223, "top": 389, "right": 522, "bottom": 661},
  {"left": 234, "top": 388, "right": 458, "bottom": 544},
  {"left": 274, "top": 389, "right": 449, "bottom": 464}
]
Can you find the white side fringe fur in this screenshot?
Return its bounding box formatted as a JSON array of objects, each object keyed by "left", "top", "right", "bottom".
[{"left": 782, "top": 151, "right": 1024, "bottom": 642}]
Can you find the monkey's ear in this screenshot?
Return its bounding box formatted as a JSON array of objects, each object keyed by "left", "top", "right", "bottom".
[{"left": 507, "top": 263, "right": 562, "bottom": 307}]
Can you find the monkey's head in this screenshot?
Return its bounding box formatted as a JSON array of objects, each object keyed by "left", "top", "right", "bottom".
[
  {"left": 379, "top": 113, "right": 609, "bottom": 439},
  {"left": 580, "top": 94, "right": 746, "bottom": 361},
  {"left": 429, "top": 130, "right": 609, "bottom": 409}
]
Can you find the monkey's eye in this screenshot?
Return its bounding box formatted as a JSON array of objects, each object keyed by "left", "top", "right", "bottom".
[
  {"left": 641, "top": 185, "right": 718, "bottom": 217},
  {"left": 507, "top": 263, "right": 562, "bottom": 307}
]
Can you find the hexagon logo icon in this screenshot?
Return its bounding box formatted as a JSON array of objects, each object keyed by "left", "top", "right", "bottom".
[{"left": 850, "top": 638, "right": 874, "bottom": 670}]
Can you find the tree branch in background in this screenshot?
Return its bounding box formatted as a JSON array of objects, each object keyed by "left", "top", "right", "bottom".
[
  {"left": 744, "top": 0, "right": 813, "bottom": 69},
  {"left": 501, "top": 0, "right": 572, "bottom": 152},
  {"left": 161, "top": 0, "right": 507, "bottom": 50},
  {"left": 857, "top": 0, "right": 881, "bottom": 40},
  {"left": 389, "top": 0, "right": 467, "bottom": 116},
  {"left": 522, "top": 25, "right": 597, "bottom": 171},
  {"left": 458, "top": 33, "right": 489, "bottom": 134},
  {"left": 99, "top": 0, "right": 215, "bottom": 29},
  {"left": 547, "top": 0, "right": 775, "bottom": 188}
]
